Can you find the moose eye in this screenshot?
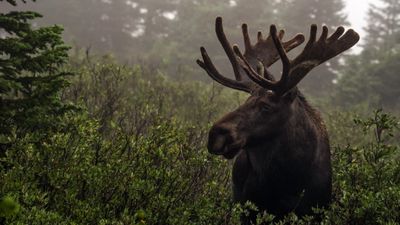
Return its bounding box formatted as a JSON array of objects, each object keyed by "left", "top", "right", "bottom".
[{"left": 261, "top": 104, "right": 272, "bottom": 113}]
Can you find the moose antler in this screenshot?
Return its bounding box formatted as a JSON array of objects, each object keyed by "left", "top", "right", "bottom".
[
  {"left": 241, "top": 23, "right": 304, "bottom": 75},
  {"left": 235, "top": 24, "right": 360, "bottom": 95},
  {"left": 197, "top": 17, "right": 305, "bottom": 92}
]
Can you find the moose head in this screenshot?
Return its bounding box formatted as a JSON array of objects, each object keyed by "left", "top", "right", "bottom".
[
  {"left": 197, "top": 17, "right": 359, "bottom": 219},
  {"left": 197, "top": 17, "right": 359, "bottom": 160}
]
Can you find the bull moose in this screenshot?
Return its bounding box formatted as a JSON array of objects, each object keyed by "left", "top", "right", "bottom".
[{"left": 196, "top": 17, "right": 359, "bottom": 221}]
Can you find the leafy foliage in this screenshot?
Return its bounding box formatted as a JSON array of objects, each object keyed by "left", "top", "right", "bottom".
[
  {"left": 1, "top": 1, "right": 400, "bottom": 225},
  {"left": 324, "top": 110, "right": 400, "bottom": 225},
  {"left": 0, "top": 195, "right": 20, "bottom": 218},
  {"left": 1, "top": 112, "right": 237, "bottom": 224}
]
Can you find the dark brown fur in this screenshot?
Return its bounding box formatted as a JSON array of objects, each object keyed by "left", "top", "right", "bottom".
[{"left": 208, "top": 88, "right": 331, "bottom": 220}]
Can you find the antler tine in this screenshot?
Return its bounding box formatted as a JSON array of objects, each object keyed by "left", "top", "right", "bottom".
[
  {"left": 196, "top": 17, "right": 252, "bottom": 92},
  {"left": 270, "top": 25, "right": 290, "bottom": 83},
  {"left": 234, "top": 25, "right": 294, "bottom": 94},
  {"left": 197, "top": 17, "right": 358, "bottom": 95},
  {"left": 197, "top": 48, "right": 250, "bottom": 92},
  {"left": 242, "top": 23, "right": 252, "bottom": 52},
  {"left": 327, "top": 26, "right": 345, "bottom": 42},
  {"left": 246, "top": 27, "right": 305, "bottom": 69},
  {"left": 233, "top": 24, "right": 296, "bottom": 94},
  {"left": 233, "top": 45, "right": 276, "bottom": 90},
  {"left": 235, "top": 24, "right": 359, "bottom": 96},
  {"left": 283, "top": 33, "right": 305, "bottom": 52},
  {"left": 283, "top": 25, "right": 360, "bottom": 93},
  {"left": 215, "top": 17, "right": 244, "bottom": 81}
]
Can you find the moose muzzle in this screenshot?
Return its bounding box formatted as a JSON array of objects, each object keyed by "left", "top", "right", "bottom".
[{"left": 207, "top": 124, "right": 244, "bottom": 159}]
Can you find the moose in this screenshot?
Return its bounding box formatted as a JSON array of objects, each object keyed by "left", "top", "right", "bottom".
[{"left": 197, "top": 17, "right": 359, "bottom": 221}]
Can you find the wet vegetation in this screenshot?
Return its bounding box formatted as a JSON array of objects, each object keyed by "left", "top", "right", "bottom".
[{"left": 1, "top": 0, "right": 399, "bottom": 224}]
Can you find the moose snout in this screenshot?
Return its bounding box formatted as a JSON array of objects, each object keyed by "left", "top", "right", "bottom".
[
  {"left": 207, "top": 123, "right": 245, "bottom": 160},
  {"left": 207, "top": 124, "right": 233, "bottom": 155}
]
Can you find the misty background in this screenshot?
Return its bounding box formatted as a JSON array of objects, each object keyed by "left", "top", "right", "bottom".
[{"left": 1, "top": 0, "right": 399, "bottom": 108}]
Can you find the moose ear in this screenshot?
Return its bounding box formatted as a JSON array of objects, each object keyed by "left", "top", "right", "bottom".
[{"left": 282, "top": 88, "right": 297, "bottom": 103}]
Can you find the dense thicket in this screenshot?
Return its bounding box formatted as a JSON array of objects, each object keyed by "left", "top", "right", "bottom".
[{"left": 1, "top": 1, "right": 400, "bottom": 224}]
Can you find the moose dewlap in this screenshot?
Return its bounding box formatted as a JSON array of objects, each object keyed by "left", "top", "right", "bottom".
[{"left": 197, "top": 17, "right": 359, "bottom": 222}]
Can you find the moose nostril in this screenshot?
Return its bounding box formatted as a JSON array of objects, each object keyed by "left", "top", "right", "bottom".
[
  {"left": 207, "top": 136, "right": 225, "bottom": 154},
  {"left": 207, "top": 125, "right": 233, "bottom": 154}
]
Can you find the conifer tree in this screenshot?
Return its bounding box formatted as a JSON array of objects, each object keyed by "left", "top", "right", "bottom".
[
  {"left": 335, "top": 0, "right": 400, "bottom": 109},
  {"left": 1, "top": 0, "right": 73, "bottom": 221},
  {"left": 363, "top": 0, "right": 400, "bottom": 59},
  {"left": 0, "top": 0, "right": 72, "bottom": 146},
  {"left": 365, "top": 0, "right": 400, "bottom": 50}
]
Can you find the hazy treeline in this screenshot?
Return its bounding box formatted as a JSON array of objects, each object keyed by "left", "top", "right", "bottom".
[
  {"left": 0, "top": 0, "right": 356, "bottom": 97},
  {"left": 1, "top": 0, "right": 399, "bottom": 108}
]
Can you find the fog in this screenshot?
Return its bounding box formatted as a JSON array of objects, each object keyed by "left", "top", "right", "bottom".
[{"left": 1, "top": 0, "right": 399, "bottom": 108}]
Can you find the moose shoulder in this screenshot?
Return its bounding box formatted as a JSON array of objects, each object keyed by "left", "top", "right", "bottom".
[{"left": 197, "top": 17, "right": 359, "bottom": 220}]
